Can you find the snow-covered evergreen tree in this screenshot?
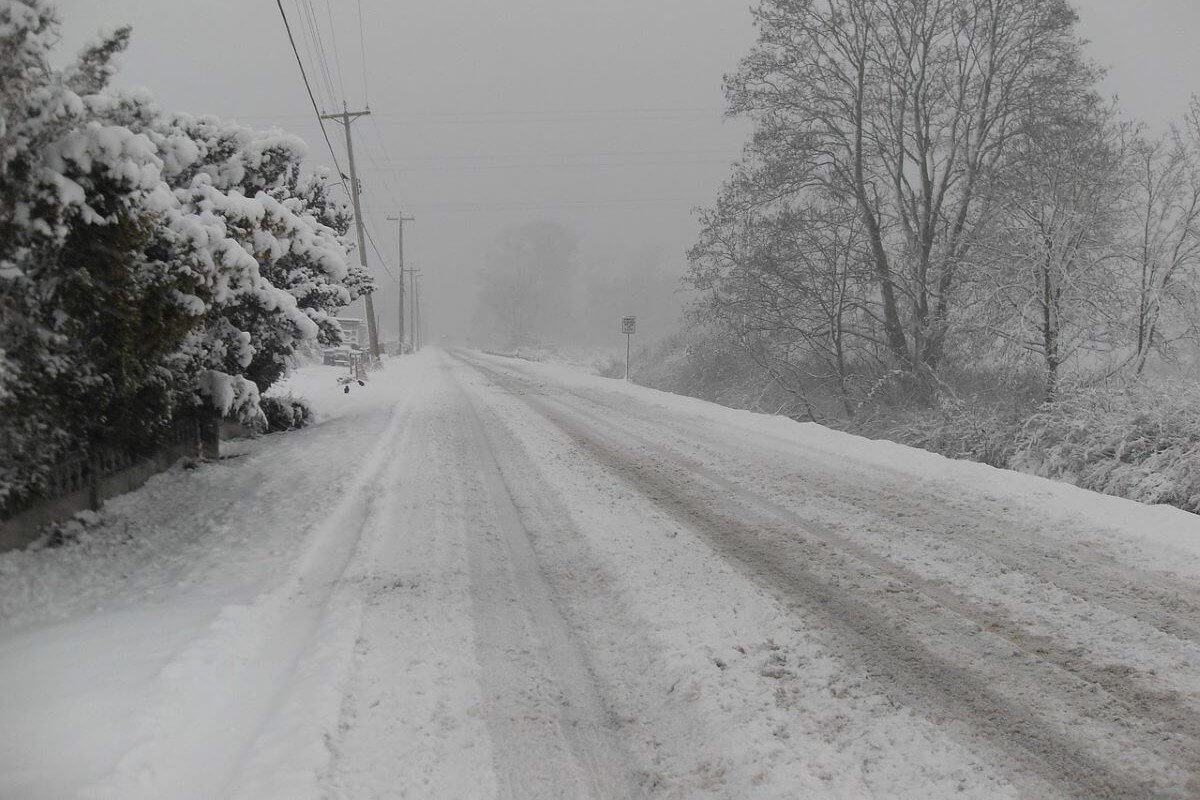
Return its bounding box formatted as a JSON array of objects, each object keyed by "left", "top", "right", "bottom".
[
  {"left": 0, "top": 0, "right": 364, "bottom": 511},
  {"left": 134, "top": 111, "right": 370, "bottom": 400},
  {"left": 0, "top": 6, "right": 202, "bottom": 509}
]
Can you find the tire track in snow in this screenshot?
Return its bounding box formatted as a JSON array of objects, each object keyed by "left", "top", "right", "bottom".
[
  {"left": 479, "top": 355, "right": 1200, "bottom": 778},
  {"left": 459, "top": 353, "right": 1200, "bottom": 732},
  {"left": 223, "top": 392, "right": 428, "bottom": 800},
  {"left": 455, "top": 351, "right": 1200, "bottom": 799},
  {"left": 79, "top": 388, "right": 419, "bottom": 800},
  {"left": 621, "top": 406, "right": 1200, "bottom": 647},
  {"left": 452, "top": 353, "right": 1024, "bottom": 797},
  {"left": 536, "top": 399, "right": 1194, "bottom": 798},
  {"left": 474, "top": 352, "right": 1200, "bottom": 647},
  {"left": 452, "top": 362, "right": 642, "bottom": 800},
  {"left": 541, "top": 388, "right": 1200, "bottom": 750},
  {"left": 320, "top": 369, "right": 501, "bottom": 800}
]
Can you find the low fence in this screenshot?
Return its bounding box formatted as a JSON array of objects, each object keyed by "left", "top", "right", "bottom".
[{"left": 0, "top": 418, "right": 204, "bottom": 553}]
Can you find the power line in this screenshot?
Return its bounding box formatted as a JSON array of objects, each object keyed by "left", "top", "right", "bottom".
[
  {"left": 323, "top": 0, "right": 348, "bottom": 102},
  {"left": 346, "top": 106, "right": 726, "bottom": 118},
  {"left": 274, "top": 0, "right": 348, "bottom": 188},
  {"left": 356, "top": 0, "right": 369, "bottom": 106},
  {"left": 290, "top": 2, "right": 322, "bottom": 103},
  {"left": 292, "top": 1, "right": 323, "bottom": 105},
  {"left": 363, "top": 223, "right": 396, "bottom": 283},
  {"left": 214, "top": 106, "right": 728, "bottom": 123},
  {"left": 344, "top": 0, "right": 399, "bottom": 208},
  {"left": 296, "top": 0, "right": 338, "bottom": 106},
  {"left": 367, "top": 158, "right": 735, "bottom": 173},
  {"left": 281, "top": 0, "right": 400, "bottom": 356},
  {"left": 355, "top": 175, "right": 401, "bottom": 284},
  {"left": 382, "top": 147, "right": 736, "bottom": 161},
  {"left": 360, "top": 120, "right": 401, "bottom": 200},
  {"left": 361, "top": 198, "right": 698, "bottom": 212}
]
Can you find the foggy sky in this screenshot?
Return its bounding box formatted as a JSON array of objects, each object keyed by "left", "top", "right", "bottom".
[{"left": 56, "top": 0, "right": 1200, "bottom": 344}]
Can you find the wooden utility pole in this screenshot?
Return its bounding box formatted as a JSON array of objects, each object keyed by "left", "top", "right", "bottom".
[
  {"left": 320, "top": 103, "right": 380, "bottom": 359},
  {"left": 409, "top": 267, "right": 419, "bottom": 350},
  {"left": 409, "top": 268, "right": 423, "bottom": 350},
  {"left": 387, "top": 212, "right": 414, "bottom": 353}
]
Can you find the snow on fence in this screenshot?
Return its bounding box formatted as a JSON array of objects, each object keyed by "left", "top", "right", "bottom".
[{"left": 0, "top": 419, "right": 204, "bottom": 553}]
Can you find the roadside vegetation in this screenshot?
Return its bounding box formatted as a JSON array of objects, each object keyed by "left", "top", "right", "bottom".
[
  {"left": 617, "top": 0, "right": 1200, "bottom": 513},
  {"left": 0, "top": 1, "right": 369, "bottom": 514}
]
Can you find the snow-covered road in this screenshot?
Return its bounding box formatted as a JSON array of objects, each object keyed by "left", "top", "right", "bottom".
[{"left": 3, "top": 348, "right": 1200, "bottom": 798}]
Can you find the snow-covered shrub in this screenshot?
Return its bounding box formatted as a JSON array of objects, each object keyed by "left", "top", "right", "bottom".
[
  {"left": 886, "top": 380, "right": 1200, "bottom": 512},
  {"left": 593, "top": 353, "right": 626, "bottom": 379},
  {"left": 884, "top": 399, "right": 1022, "bottom": 468},
  {"left": 633, "top": 327, "right": 825, "bottom": 419},
  {"left": 1010, "top": 383, "right": 1200, "bottom": 511},
  {"left": 259, "top": 394, "right": 314, "bottom": 433}
]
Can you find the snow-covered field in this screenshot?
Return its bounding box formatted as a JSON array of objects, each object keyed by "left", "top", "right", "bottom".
[{"left": 2, "top": 349, "right": 1199, "bottom": 798}]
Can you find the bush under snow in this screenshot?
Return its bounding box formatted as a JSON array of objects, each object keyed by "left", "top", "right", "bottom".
[
  {"left": 260, "top": 393, "right": 314, "bottom": 433},
  {"left": 888, "top": 381, "right": 1200, "bottom": 513},
  {"left": 1009, "top": 384, "right": 1200, "bottom": 512}
]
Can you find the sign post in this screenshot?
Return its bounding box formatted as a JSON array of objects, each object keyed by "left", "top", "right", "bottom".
[{"left": 621, "top": 316, "right": 637, "bottom": 380}]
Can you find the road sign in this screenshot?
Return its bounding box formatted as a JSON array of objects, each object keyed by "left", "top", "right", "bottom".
[{"left": 622, "top": 316, "right": 637, "bottom": 380}]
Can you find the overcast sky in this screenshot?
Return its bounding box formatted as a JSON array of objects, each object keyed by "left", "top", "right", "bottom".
[{"left": 56, "top": 0, "right": 1200, "bottom": 342}]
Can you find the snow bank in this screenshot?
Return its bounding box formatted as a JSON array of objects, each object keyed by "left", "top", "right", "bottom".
[{"left": 0, "top": 358, "right": 414, "bottom": 799}]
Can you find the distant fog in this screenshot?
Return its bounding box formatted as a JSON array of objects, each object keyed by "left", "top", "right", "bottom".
[{"left": 465, "top": 220, "right": 687, "bottom": 350}]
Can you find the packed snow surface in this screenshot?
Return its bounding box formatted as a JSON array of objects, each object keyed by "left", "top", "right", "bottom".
[{"left": 2, "top": 349, "right": 1199, "bottom": 798}]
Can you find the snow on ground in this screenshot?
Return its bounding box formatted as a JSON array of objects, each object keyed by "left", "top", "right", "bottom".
[
  {"left": 480, "top": 343, "right": 624, "bottom": 375},
  {"left": 1, "top": 348, "right": 1198, "bottom": 798},
  {"left": 445, "top": 356, "right": 1017, "bottom": 797},
  {"left": 477, "top": 349, "right": 1200, "bottom": 578},
  {"left": 0, "top": 360, "right": 409, "bottom": 799}
]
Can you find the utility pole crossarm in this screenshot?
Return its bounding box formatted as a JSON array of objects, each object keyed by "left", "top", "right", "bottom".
[{"left": 318, "top": 110, "right": 371, "bottom": 122}]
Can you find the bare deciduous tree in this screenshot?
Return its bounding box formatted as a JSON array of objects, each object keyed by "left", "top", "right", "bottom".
[
  {"left": 1126, "top": 103, "right": 1200, "bottom": 375},
  {"left": 722, "top": 0, "right": 1097, "bottom": 379},
  {"left": 690, "top": 184, "right": 879, "bottom": 418},
  {"left": 973, "top": 99, "right": 1129, "bottom": 398}
]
